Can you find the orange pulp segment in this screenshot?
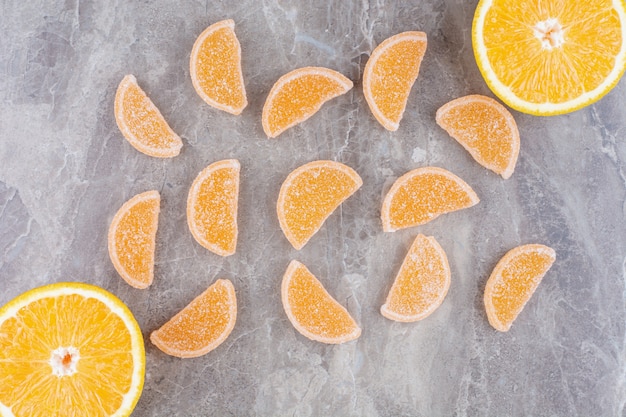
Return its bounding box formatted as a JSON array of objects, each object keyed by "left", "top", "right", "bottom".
[
  {"left": 190, "top": 19, "right": 247, "bottom": 115},
  {"left": 281, "top": 260, "right": 361, "bottom": 344},
  {"left": 262, "top": 67, "right": 353, "bottom": 138},
  {"left": 484, "top": 244, "right": 556, "bottom": 332},
  {"left": 0, "top": 282, "right": 145, "bottom": 417},
  {"left": 363, "top": 31, "right": 427, "bottom": 131},
  {"left": 187, "top": 159, "right": 240, "bottom": 256},
  {"left": 150, "top": 279, "right": 237, "bottom": 358},
  {"left": 473, "top": 0, "right": 626, "bottom": 115},
  {"left": 114, "top": 74, "right": 183, "bottom": 157},
  {"left": 381, "top": 167, "right": 479, "bottom": 232},
  {"left": 277, "top": 160, "right": 362, "bottom": 250},
  {"left": 436, "top": 94, "right": 520, "bottom": 179},
  {"left": 381, "top": 234, "right": 451, "bottom": 322},
  {"left": 108, "top": 190, "right": 160, "bottom": 289}
]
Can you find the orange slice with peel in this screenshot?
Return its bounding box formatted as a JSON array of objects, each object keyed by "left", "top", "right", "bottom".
[
  {"left": 381, "top": 234, "right": 451, "bottom": 322},
  {"left": 114, "top": 74, "right": 183, "bottom": 158},
  {"left": 436, "top": 94, "right": 520, "bottom": 179},
  {"left": 473, "top": 0, "right": 626, "bottom": 115},
  {"left": 0, "top": 282, "right": 145, "bottom": 417},
  {"left": 262, "top": 67, "right": 353, "bottom": 138},
  {"left": 381, "top": 167, "right": 479, "bottom": 232},
  {"left": 281, "top": 260, "right": 361, "bottom": 344},
  {"left": 277, "top": 160, "right": 362, "bottom": 250},
  {"left": 150, "top": 279, "right": 237, "bottom": 358},
  {"left": 108, "top": 190, "right": 160, "bottom": 289},
  {"left": 363, "top": 31, "right": 427, "bottom": 131},
  {"left": 187, "top": 159, "right": 240, "bottom": 256},
  {"left": 190, "top": 19, "right": 247, "bottom": 115},
  {"left": 484, "top": 244, "right": 556, "bottom": 332}
]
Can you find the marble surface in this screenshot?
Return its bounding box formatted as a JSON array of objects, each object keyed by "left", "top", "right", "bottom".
[{"left": 1, "top": 1, "right": 625, "bottom": 416}]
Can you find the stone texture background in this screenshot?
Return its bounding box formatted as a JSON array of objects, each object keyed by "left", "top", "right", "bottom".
[{"left": 1, "top": 1, "right": 625, "bottom": 416}]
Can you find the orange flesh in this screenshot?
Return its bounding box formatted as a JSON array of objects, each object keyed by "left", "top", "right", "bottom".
[
  {"left": 367, "top": 35, "right": 427, "bottom": 125},
  {"left": 150, "top": 280, "right": 235, "bottom": 355},
  {"left": 483, "top": 0, "right": 622, "bottom": 104},
  {"left": 382, "top": 234, "right": 450, "bottom": 320},
  {"left": 264, "top": 72, "right": 351, "bottom": 136},
  {"left": 192, "top": 25, "right": 246, "bottom": 111},
  {"left": 118, "top": 79, "right": 181, "bottom": 151},
  {"left": 113, "top": 197, "right": 159, "bottom": 286},
  {"left": 0, "top": 295, "right": 133, "bottom": 417},
  {"left": 190, "top": 166, "right": 238, "bottom": 255},
  {"left": 285, "top": 263, "right": 359, "bottom": 341},
  {"left": 436, "top": 95, "right": 519, "bottom": 177},
  {"left": 386, "top": 171, "right": 477, "bottom": 230},
  {"left": 279, "top": 163, "right": 361, "bottom": 249},
  {"left": 62, "top": 354, "right": 72, "bottom": 366},
  {"left": 488, "top": 248, "right": 555, "bottom": 329}
]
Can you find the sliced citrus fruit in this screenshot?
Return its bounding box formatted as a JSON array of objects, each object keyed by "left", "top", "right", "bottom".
[
  {"left": 187, "top": 159, "right": 240, "bottom": 256},
  {"left": 381, "top": 234, "right": 451, "bottom": 322},
  {"left": 150, "top": 279, "right": 237, "bottom": 358},
  {"left": 108, "top": 190, "right": 160, "bottom": 289},
  {"left": 0, "top": 282, "right": 144, "bottom": 417},
  {"left": 281, "top": 260, "right": 361, "bottom": 344},
  {"left": 114, "top": 74, "right": 183, "bottom": 157},
  {"left": 262, "top": 67, "right": 353, "bottom": 138},
  {"left": 363, "top": 31, "right": 428, "bottom": 131},
  {"left": 381, "top": 167, "right": 479, "bottom": 232},
  {"left": 484, "top": 244, "right": 556, "bottom": 332},
  {"left": 190, "top": 19, "right": 247, "bottom": 115},
  {"left": 436, "top": 94, "right": 520, "bottom": 179},
  {"left": 473, "top": 0, "right": 626, "bottom": 115},
  {"left": 277, "top": 160, "right": 362, "bottom": 250}
]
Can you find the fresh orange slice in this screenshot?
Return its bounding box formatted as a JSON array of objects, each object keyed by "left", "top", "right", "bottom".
[
  {"left": 114, "top": 74, "right": 183, "bottom": 158},
  {"left": 473, "top": 0, "right": 626, "bottom": 115},
  {"left": 281, "top": 260, "right": 361, "bottom": 344},
  {"left": 262, "top": 67, "right": 353, "bottom": 138},
  {"left": 150, "top": 279, "right": 237, "bottom": 358},
  {"left": 277, "top": 160, "right": 362, "bottom": 250},
  {"left": 381, "top": 167, "right": 479, "bottom": 232},
  {"left": 108, "top": 190, "right": 160, "bottom": 289},
  {"left": 436, "top": 94, "right": 520, "bottom": 179},
  {"left": 484, "top": 244, "right": 556, "bottom": 332},
  {"left": 0, "top": 282, "right": 145, "bottom": 417},
  {"left": 187, "top": 159, "right": 240, "bottom": 256},
  {"left": 381, "top": 234, "right": 451, "bottom": 322},
  {"left": 363, "top": 31, "right": 428, "bottom": 131},
  {"left": 190, "top": 19, "right": 247, "bottom": 115}
]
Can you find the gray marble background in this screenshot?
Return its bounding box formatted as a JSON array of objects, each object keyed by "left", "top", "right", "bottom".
[{"left": 1, "top": 0, "right": 625, "bottom": 416}]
